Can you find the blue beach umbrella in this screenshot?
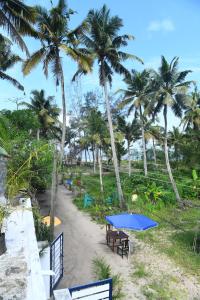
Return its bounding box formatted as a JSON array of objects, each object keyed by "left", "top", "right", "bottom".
[{"left": 105, "top": 213, "right": 158, "bottom": 231}]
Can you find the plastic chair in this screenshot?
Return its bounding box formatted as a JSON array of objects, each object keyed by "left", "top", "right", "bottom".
[{"left": 83, "top": 194, "right": 94, "bottom": 208}]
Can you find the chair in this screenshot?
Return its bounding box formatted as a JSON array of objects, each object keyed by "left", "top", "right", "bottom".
[
  {"left": 83, "top": 194, "right": 94, "bottom": 208},
  {"left": 117, "top": 239, "right": 129, "bottom": 258}
]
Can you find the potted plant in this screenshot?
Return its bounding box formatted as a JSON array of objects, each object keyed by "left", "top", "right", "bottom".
[{"left": 0, "top": 205, "right": 9, "bottom": 255}]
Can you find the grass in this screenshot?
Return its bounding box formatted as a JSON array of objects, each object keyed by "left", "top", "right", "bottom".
[
  {"left": 141, "top": 278, "right": 187, "bottom": 300},
  {"left": 131, "top": 262, "right": 149, "bottom": 279},
  {"left": 70, "top": 165, "right": 200, "bottom": 277},
  {"left": 92, "top": 257, "right": 124, "bottom": 300}
]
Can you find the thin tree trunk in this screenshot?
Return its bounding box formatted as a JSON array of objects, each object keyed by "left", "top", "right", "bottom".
[
  {"left": 140, "top": 106, "right": 147, "bottom": 176},
  {"left": 163, "top": 105, "right": 182, "bottom": 205},
  {"left": 59, "top": 59, "right": 66, "bottom": 165},
  {"left": 102, "top": 67, "right": 125, "bottom": 209},
  {"left": 92, "top": 143, "right": 96, "bottom": 173},
  {"left": 152, "top": 138, "right": 157, "bottom": 168},
  {"left": 50, "top": 146, "right": 58, "bottom": 241},
  {"left": 98, "top": 147, "right": 104, "bottom": 194},
  {"left": 128, "top": 141, "right": 131, "bottom": 177},
  {"left": 36, "top": 129, "right": 40, "bottom": 141},
  {"left": 85, "top": 148, "right": 87, "bottom": 164}
]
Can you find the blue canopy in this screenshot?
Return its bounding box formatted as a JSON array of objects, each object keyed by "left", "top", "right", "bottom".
[{"left": 105, "top": 213, "right": 158, "bottom": 231}]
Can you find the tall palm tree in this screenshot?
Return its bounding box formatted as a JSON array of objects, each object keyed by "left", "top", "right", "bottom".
[
  {"left": 119, "top": 70, "right": 152, "bottom": 176},
  {"left": 182, "top": 86, "right": 200, "bottom": 131},
  {"left": 117, "top": 115, "right": 140, "bottom": 176},
  {"left": 152, "top": 56, "right": 192, "bottom": 205},
  {"left": 21, "top": 89, "right": 60, "bottom": 140},
  {"left": 22, "top": 0, "right": 92, "bottom": 162},
  {"left": 0, "top": 36, "right": 24, "bottom": 91},
  {"left": 168, "top": 126, "right": 183, "bottom": 168},
  {"left": 144, "top": 124, "right": 162, "bottom": 168},
  {"left": 0, "top": 0, "right": 37, "bottom": 55},
  {"left": 81, "top": 5, "right": 142, "bottom": 208}
]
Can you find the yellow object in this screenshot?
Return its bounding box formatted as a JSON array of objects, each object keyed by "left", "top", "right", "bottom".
[
  {"left": 131, "top": 194, "right": 138, "bottom": 202},
  {"left": 42, "top": 216, "right": 61, "bottom": 226}
]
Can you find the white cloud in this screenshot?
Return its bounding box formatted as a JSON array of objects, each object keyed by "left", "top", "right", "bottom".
[{"left": 147, "top": 19, "right": 175, "bottom": 32}]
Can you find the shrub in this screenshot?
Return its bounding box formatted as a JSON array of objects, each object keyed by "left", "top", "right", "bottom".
[{"left": 92, "top": 257, "right": 124, "bottom": 299}]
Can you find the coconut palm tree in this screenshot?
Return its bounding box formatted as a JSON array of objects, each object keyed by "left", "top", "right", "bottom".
[
  {"left": 151, "top": 56, "right": 192, "bottom": 205},
  {"left": 144, "top": 124, "right": 162, "bottom": 168},
  {"left": 117, "top": 115, "right": 140, "bottom": 176},
  {"left": 81, "top": 5, "right": 142, "bottom": 208},
  {"left": 168, "top": 126, "right": 183, "bottom": 168},
  {"left": 119, "top": 70, "right": 152, "bottom": 176},
  {"left": 182, "top": 86, "right": 200, "bottom": 131},
  {"left": 21, "top": 89, "right": 60, "bottom": 140},
  {"left": 0, "top": 36, "right": 24, "bottom": 91},
  {"left": 22, "top": 0, "right": 92, "bottom": 162},
  {"left": 0, "top": 0, "right": 37, "bottom": 55}
]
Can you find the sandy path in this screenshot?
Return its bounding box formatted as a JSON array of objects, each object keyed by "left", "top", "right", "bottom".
[{"left": 54, "top": 185, "right": 141, "bottom": 299}]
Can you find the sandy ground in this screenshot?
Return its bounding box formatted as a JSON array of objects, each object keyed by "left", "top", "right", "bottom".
[{"left": 52, "top": 185, "right": 200, "bottom": 300}]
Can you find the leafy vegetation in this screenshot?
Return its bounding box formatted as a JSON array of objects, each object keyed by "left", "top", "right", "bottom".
[{"left": 92, "top": 257, "right": 124, "bottom": 299}]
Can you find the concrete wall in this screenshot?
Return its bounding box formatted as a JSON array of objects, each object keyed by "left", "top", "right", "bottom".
[{"left": 0, "top": 198, "right": 47, "bottom": 300}]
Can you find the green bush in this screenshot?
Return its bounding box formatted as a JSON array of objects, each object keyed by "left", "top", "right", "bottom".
[{"left": 92, "top": 257, "right": 124, "bottom": 300}]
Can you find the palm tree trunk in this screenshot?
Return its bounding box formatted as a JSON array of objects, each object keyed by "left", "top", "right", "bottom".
[
  {"left": 140, "top": 106, "right": 147, "bottom": 176},
  {"left": 98, "top": 147, "right": 104, "bottom": 194},
  {"left": 128, "top": 141, "right": 131, "bottom": 177},
  {"left": 50, "top": 146, "right": 58, "bottom": 241},
  {"left": 152, "top": 138, "right": 157, "bottom": 167},
  {"left": 92, "top": 143, "right": 96, "bottom": 173},
  {"left": 36, "top": 129, "right": 40, "bottom": 141},
  {"left": 163, "top": 105, "right": 182, "bottom": 205},
  {"left": 59, "top": 59, "right": 66, "bottom": 164},
  {"left": 102, "top": 68, "right": 125, "bottom": 209}
]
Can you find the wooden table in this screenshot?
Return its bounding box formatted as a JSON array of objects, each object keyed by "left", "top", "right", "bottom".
[{"left": 106, "top": 230, "right": 129, "bottom": 252}]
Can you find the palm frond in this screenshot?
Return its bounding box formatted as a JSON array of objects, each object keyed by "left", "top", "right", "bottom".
[
  {"left": 0, "top": 70, "right": 24, "bottom": 91},
  {"left": 22, "top": 48, "right": 46, "bottom": 75}
]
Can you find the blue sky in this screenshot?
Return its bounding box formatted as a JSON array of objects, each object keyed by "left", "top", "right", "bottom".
[{"left": 1, "top": 0, "right": 200, "bottom": 128}]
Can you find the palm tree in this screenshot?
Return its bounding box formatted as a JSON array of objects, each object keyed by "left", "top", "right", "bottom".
[
  {"left": 182, "top": 86, "right": 200, "bottom": 131},
  {"left": 117, "top": 115, "right": 140, "bottom": 176},
  {"left": 22, "top": 0, "right": 92, "bottom": 162},
  {"left": 0, "top": 0, "right": 37, "bottom": 55},
  {"left": 144, "top": 124, "right": 162, "bottom": 168},
  {"left": 0, "top": 36, "right": 24, "bottom": 91},
  {"left": 119, "top": 70, "right": 152, "bottom": 176},
  {"left": 168, "top": 126, "right": 183, "bottom": 168},
  {"left": 81, "top": 5, "right": 142, "bottom": 208},
  {"left": 152, "top": 56, "right": 192, "bottom": 205},
  {"left": 21, "top": 89, "right": 60, "bottom": 140}
]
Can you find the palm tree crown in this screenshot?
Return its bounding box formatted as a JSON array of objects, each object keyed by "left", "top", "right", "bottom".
[
  {"left": 0, "top": 0, "right": 37, "bottom": 55},
  {"left": 152, "top": 56, "right": 192, "bottom": 118},
  {"left": 81, "top": 5, "right": 142, "bottom": 85}
]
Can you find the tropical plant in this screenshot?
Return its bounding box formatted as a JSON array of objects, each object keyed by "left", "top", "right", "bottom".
[
  {"left": 168, "top": 126, "right": 183, "bottom": 167},
  {"left": 92, "top": 257, "right": 124, "bottom": 300},
  {"left": 119, "top": 70, "right": 152, "bottom": 176},
  {"left": 117, "top": 115, "right": 141, "bottom": 176},
  {"left": 22, "top": 0, "right": 92, "bottom": 161},
  {"left": 145, "top": 124, "right": 163, "bottom": 167},
  {"left": 0, "top": 0, "right": 37, "bottom": 55},
  {"left": 182, "top": 86, "right": 200, "bottom": 131},
  {"left": 81, "top": 5, "right": 142, "bottom": 208},
  {"left": 0, "top": 37, "right": 24, "bottom": 91},
  {"left": 151, "top": 56, "right": 192, "bottom": 206},
  {"left": 21, "top": 89, "right": 60, "bottom": 140}
]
